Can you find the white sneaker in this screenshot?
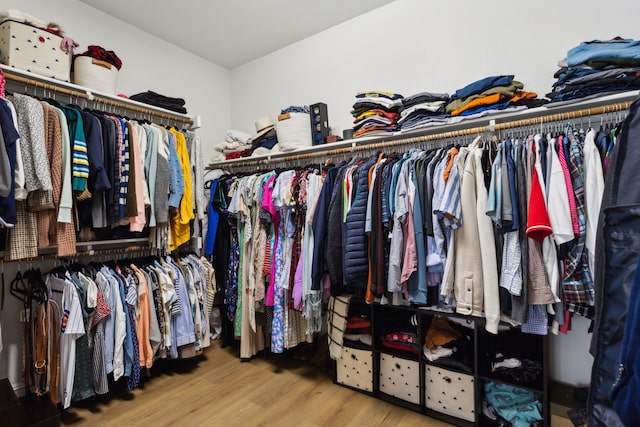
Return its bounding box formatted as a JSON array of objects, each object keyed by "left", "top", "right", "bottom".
[{"left": 492, "top": 358, "right": 522, "bottom": 371}]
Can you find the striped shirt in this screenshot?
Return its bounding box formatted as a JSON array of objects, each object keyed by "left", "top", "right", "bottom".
[
  {"left": 60, "top": 278, "right": 85, "bottom": 409},
  {"left": 118, "top": 119, "right": 130, "bottom": 221}
]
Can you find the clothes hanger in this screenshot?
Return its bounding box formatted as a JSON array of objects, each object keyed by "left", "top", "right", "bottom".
[
  {"left": 24, "top": 269, "right": 47, "bottom": 303},
  {"left": 10, "top": 271, "right": 31, "bottom": 305}
]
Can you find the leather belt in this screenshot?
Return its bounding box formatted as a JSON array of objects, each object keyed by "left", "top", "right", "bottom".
[
  {"left": 32, "top": 302, "right": 49, "bottom": 396},
  {"left": 30, "top": 300, "right": 60, "bottom": 402}
]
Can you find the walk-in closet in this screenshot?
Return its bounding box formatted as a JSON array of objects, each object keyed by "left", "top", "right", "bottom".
[{"left": 1, "top": 1, "right": 640, "bottom": 427}]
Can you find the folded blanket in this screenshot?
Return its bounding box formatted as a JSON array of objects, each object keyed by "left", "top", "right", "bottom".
[{"left": 226, "top": 129, "right": 252, "bottom": 145}]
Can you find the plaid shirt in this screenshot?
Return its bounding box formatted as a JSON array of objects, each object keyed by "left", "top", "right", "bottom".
[
  {"left": 562, "top": 134, "right": 595, "bottom": 306},
  {"left": 7, "top": 201, "right": 38, "bottom": 260}
]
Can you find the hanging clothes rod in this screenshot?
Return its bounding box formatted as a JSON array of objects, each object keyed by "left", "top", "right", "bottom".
[
  {"left": 0, "top": 244, "right": 153, "bottom": 263},
  {"left": 1, "top": 66, "right": 194, "bottom": 125},
  {"left": 208, "top": 98, "right": 635, "bottom": 171}
]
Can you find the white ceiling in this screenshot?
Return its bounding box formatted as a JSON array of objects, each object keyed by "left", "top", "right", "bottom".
[{"left": 79, "top": 0, "right": 395, "bottom": 69}]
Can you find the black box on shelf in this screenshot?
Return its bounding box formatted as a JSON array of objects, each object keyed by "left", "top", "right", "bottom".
[{"left": 310, "top": 102, "right": 329, "bottom": 145}]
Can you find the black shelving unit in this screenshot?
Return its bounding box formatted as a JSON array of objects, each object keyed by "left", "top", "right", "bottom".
[{"left": 333, "top": 300, "right": 549, "bottom": 427}]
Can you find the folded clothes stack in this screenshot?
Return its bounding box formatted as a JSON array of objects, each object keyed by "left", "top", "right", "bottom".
[
  {"left": 212, "top": 129, "right": 254, "bottom": 161},
  {"left": 446, "top": 75, "right": 544, "bottom": 119},
  {"left": 422, "top": 316, "right": 473, "bottom": 372},
  {"left": 351, "top": 91, "right": 403, "bottom": 138},
  {"left": 397, "top": 92, "right": 450, "bottom": 132},
  {"left": 381, "top": 331, "right": 420, "bottom": 354},
  {"left": 547, "top": 38, "right": 640, "bottom": 103},
  {"left": 343, "top": 316, "right": 372, "bottom": 346}
]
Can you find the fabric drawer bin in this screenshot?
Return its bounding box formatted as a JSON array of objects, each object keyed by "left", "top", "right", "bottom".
[
  {"left": 336, "top": 347, "right": 373, "bottom": 392},
  {"left": 379, "top": 354, "right": 420, "bottom": 404},
  {"left": 425, "top": 365, "right": 475, "bottom": 422},
  {"left": 0, "top": 20, "right": 70, "bottom": 81},
  {"left": 73, "top": 56, "right": 118, "bottom": 94}
]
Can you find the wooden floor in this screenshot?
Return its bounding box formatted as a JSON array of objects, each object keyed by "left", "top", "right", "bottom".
[{"left": 59, "top": 341, "right": 453, "bottom": 427}]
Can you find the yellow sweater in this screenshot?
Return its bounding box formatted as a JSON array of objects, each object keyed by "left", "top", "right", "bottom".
[{"left": 169, "top": 129, "right": 194, "bottom": 251}]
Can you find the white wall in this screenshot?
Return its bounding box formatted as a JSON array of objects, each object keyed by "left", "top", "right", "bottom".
[
  {"left": 230, "top": 0, "right": 640, "bottom": 386},
  {"left": 0, "top": 0, "right": 231, "bottom": 164},
  {"left": 231, "top": 0, "right": 640, "bottom": 139},
  {"left": 0, "top": 0, "right": 231, "bottom": 394}
]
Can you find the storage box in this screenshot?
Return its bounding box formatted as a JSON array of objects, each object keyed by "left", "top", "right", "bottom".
[
  {"left": 379, "top": 354, "right": 420, "bottom": 404},
  {"left": 0, "top": 20, "right": 71, "bottom": 82},
  {"left": 73, "top": 56, "right": 118, "bottom": 94},
  {"left": 425, "top": 365, "right": 475, "bottom": 422},
  {"left": 336, "top": 347, "right": 373, "bottom": 392}
]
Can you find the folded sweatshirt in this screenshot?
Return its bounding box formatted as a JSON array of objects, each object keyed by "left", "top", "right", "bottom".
[{"left": 129, "top": 91, "right": 187, "bottom": 114}]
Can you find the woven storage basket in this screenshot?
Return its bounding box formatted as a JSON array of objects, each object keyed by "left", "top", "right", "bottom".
[
  {"left": 275, "top": 112, "right": 312, "bottom": 152},
  {"left": 73, "top": 56, "right": 118, "bottom": 93}
]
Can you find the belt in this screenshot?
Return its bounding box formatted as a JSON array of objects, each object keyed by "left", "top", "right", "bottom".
[
  {"left": 32, "top": 302, "right": 49, "bottom": 396},
  {"left": 30, "top": 300, "right": 60, "bottom": 403}
]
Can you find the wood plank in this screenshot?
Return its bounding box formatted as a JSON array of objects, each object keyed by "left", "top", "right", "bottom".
[{"left": 59, "top": 341, "right": 453, "bottom": 426}]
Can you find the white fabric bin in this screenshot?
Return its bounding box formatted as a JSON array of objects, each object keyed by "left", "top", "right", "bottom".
[{"left": 0, "top": 19, "right": 71, "bottom": 81}]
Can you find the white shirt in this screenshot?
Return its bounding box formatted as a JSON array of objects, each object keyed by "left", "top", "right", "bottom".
[
  {"left": 583, "top": 129, "right": 605, "bottom": 276},
  {"left": 59, "top": 278, "right": 85, "bottom": 409},
  {"left": 104, "top": 270, "right": 127, "bottom": 381}
]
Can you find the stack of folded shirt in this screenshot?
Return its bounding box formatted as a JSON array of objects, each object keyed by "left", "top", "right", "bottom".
[
  {"left": 446, "top": 75, "right": 542, "bottom": 118},
  {"left": 397, "top": 92, "right": 450, "bottom": 131},
  {"left": 213, "top": 129, "right": 254, "bottom": 160},
  {"left": 351, "top": 91, "right": 403, "bottom": 138},
  {"left": 547, "top": 38, "right": 640, "bottom": 103},
  {"left": 343, "top": 316, "right": 372, "bottom": 346}
]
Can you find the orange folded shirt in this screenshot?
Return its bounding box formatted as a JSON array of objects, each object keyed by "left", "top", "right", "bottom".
[{"left": 451, "top": 93, "right": 503, "bottom": 116}]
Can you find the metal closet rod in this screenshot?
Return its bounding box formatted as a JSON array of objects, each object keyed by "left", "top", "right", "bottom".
[
  {"left": 211, "top": 99, "right": 633, "bottom": 170},
  {"left": 3, "top": 69, "right": 194, "bottom": 125},
  {"left": 0, "top": 245, "right": 154, "bottom": 263}
]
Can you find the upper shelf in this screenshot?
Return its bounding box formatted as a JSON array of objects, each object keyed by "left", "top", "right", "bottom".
[
  {"left": 207, "top": 90, "right": 639, "bottom": 170},
  {"left": 0, "top": 64, "right": 199, "bottom": 126}
]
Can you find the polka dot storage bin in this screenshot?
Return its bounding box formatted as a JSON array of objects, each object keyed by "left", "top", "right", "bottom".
[
  {"left": 425, "top": 365, "right": 475, "bottom": 422},
  {"left": 0, "top": 20, "right": 71, "bottom": 82},
  {"left": 336, "top": 347, "right": 373, "bottom": 392},
  {"left": 379, "top": 354, "right": 420, "bottom": 405}
]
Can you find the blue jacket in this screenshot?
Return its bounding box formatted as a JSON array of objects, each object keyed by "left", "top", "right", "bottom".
[
  {"left": 343, "top": 154, "right": 378, "bottom": 287},
  {"left": 311, "top": 163, "right": 342, "bottom": 290},
  {"left": 326, "top": 164, "right": 350, "bottom": 293}
]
